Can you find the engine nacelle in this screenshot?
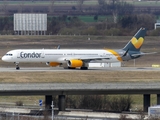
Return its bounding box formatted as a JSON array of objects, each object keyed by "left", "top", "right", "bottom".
[
  {"left": 67, "top": 60, "right": 83, "bottom": 67},
  {"left": 46, "top": 62, "right": 60, "bottom": 67}
]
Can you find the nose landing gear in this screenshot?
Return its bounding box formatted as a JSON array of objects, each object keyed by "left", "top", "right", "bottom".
[
  {"left": 16, "top": 65, "right": 20, "bottom": 70},
  {"left": 14, "top": 62, "right": 20, "bottom": 70}
]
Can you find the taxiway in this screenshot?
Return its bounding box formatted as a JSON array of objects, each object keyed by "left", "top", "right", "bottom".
[{"left": 0, "top": 67, "right": 160, "bottom": 72}]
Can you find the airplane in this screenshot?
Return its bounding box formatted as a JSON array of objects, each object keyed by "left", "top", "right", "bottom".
[{"left": 1, "top": 27, "right": 154, "bottom": 70}]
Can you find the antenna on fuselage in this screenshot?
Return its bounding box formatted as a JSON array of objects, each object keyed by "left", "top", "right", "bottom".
[{"left": 57, "top": 45, "right": 60, "bottom": 49}]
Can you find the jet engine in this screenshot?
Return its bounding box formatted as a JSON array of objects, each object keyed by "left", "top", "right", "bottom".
[
  {"left": 67, "top": 60, "right": 83, "bottom": 67},
  {"left": 46, "top": 62, "right": 60, "bottom": 67}
]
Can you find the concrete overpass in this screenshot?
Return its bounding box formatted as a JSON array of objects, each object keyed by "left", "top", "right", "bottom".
[{"left": 0, "top": 82, "right": 160, "bottom": 112}]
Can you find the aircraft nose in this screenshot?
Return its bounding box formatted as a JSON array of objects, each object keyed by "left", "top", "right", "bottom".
[{"left": 2, "top": 56, "right": 7, "bottom": 61}]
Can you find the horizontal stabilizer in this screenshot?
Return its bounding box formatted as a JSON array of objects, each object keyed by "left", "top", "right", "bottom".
[{"left": 131, "top": 52, "right": 157, "bottom": 57}]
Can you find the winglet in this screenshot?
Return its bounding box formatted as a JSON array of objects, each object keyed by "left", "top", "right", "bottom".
[{"left": 57, "top": 45, "right": 60, "bottom": 49}]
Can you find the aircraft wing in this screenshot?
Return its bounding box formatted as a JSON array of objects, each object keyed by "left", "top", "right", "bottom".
[
  {"left": 80, "top": 56, "right": 111, "bottom": 61},
  {"left": 65, "top": 56, "right": 111, "bottom": 61},
  {"left": 131, "top": 52, "right": 157, "bottom": 57}
]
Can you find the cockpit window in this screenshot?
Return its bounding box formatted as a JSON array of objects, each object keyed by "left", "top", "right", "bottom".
[{"left": 5, "top": 54, "right": 13, "bottom": 56}]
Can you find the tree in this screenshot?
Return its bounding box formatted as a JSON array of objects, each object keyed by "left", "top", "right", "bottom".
[
  {"left": 98, "top": 0, "right": 134, "bottom": 23},
  {"left": 2, "top": 0, "right": 8, "bottom": 14},
  {"left": 107, "top": 1, "right": 134, "bottom": 23},
  {"left": 49, "top": 0, "right": 55, "bottom": 14},
  {"left": 120, "top": 15, "right": 136, "bottom": 28},
  {"left": 78, "top": 0, "right": 85, "bottom": 12},
  {"left": 18, "top": 0, "right": 25, "bottom": 13},
  {"left": 94, "top": 15, "right": 98, "bottom": 21},
  {"left": 72, "top": 6, "right": 76, "bottom": 11},
  {"left": 98, "top": 0, "right": 105, "bottom": 5},
  {"left": 119, "top": 14, "right": 156, "bottom": 30}
]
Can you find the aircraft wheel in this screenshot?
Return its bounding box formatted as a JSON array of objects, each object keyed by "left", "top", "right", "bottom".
[
  {"left": 68, "top": 67, "right": 76, "bottom": 69},
  {"left": 80, "top": 67, "right": 88, "bottom": 70},
  {"left": 63, "top": 67, "right": 68, "bottom": 69},
  {"left": 63, "top": 67, "right": 76, "bottom": 69},
  {"left": 16, "top": 66, "right": 20, "bottom": 70}
]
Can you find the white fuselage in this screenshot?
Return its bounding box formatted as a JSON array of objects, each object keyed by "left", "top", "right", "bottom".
[{"left": 2, "top": 49, "right": 121, "bottom": 63}]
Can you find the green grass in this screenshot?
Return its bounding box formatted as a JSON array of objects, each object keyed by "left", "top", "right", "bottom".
[
  {"left": 128, "top": 1, "right": 160, "bottom": 6},
  {"left": 83, "top": 0, "right": 98, "bottom": 5},
  {"left": 78, "top": 16, "right": 107, "bottom": 22},
  {"left": 1, "top": 0, "right": 160, "bottom": 7},
  {"left": 0, "top": 1, "right": 49, "bottom": 5},
  {"left": 0, "top": 96, "right": 45, "bottom": 107},
  {"left": 0, "top": 95, "right": 157, "bottom": 111},
  {"left": 47, "top": 15, "right": 107, "bottom": 23},
  {"left": 0, "top": 0, "right": 98, "bottom": 6}
]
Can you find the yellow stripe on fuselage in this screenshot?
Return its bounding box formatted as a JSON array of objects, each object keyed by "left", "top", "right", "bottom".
[{"left": 106, "top": 49, "right": 122, "bottom": 61}]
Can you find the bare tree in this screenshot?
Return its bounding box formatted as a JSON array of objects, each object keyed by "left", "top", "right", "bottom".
[
  {"left": 49, "top": 0, "right": 55, "bottom": 14},
  {"left": 98, "top": 0, "right": 105, "bottom": 5},
  {"left": 78, "top": 0, "right": 85, "bottom": 12},
  {"left": 104, "top": 0, "right": 134, "bottom": 23},
  {"left": 19, "top": 0, "right": 25, "bottom": 13},
  {"left": 109, "top": 0, "right": 119, "bottom": 23},
  {"left": 2, "top": 0, "right": 8, "bottom": 14},
  {"left": 98, "top": 0, "right": 106, "bottom": 14}
]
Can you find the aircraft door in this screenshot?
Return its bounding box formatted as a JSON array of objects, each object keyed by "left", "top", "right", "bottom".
[
  {"left": 17, "top": 51, "right": 21, "bottom": 58},
  {"left": 41, "top": 50, "right": 45, "bottom": 58},
  {"left": 100, "top": 53, "right": 105, "bottom": 57}
]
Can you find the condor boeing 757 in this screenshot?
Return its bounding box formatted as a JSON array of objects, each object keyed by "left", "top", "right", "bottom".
[{"left": 2, "top": 28, "right": 153, "bottom": 70}]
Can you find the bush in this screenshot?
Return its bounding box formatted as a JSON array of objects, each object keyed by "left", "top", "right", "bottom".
[
  {"left": 53, "top": 95, "right": 133, "bottom": 112},
  {"left": 58, "top": 27, "right": 82, "bottom": 35},
  {"left": 148, "top": 28, "right": 160, "bottom": 36},
  {"left": 82, "top": 26, "right": 98, "bottom": 35},
  {"left": 79, "top": 95, "right": 107, "bottom": 110},
  {"left": 15, "top": 101, "right": 23, "bottom": 106},
  {"left": 108, "top": 95, "right": 133, "bottom": 112},
  {"left": 104, "top": 28, "right": 122, "bottom": 36}
]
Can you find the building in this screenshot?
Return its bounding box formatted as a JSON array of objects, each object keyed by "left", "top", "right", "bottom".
[
  {"left": 154, "top": 20, "right": 160, "bottom": 30},
  {"left": 14, "top": 13, "right": 47, "bottom": 35}
]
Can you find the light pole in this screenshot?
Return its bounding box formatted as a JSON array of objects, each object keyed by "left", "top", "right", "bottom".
[{"left": 51, "top": 101, "right": 54, "bottom": 120}]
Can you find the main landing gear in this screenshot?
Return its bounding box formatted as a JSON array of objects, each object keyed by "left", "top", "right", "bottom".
[
  {"left": 63, "top": 67, "right": 88, "bottom": 70},
  {"left": 80, "top": 67, "right": 88, "bottom": 70},
  {"left": 14, "top": 62, "right": 20, "bottom": 70}
]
